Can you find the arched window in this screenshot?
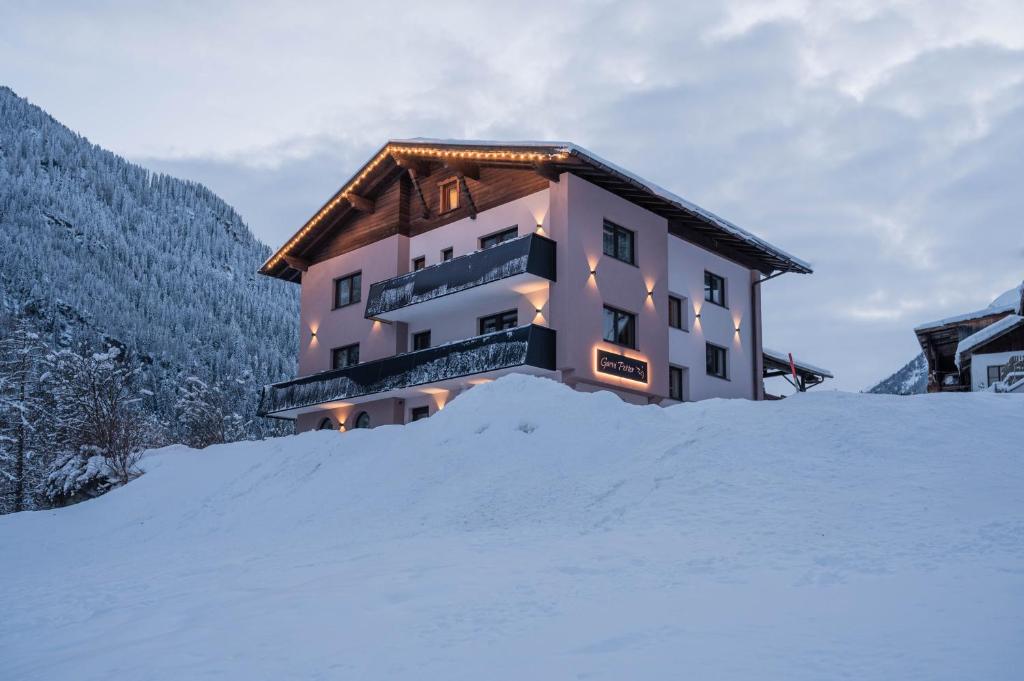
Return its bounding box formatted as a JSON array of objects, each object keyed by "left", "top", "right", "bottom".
[
  {"left": 353, "top": 411, "right": 371, "bottom": 429},
  {"left": 317, "top": 417, "right": 334, "bottom": 431}
]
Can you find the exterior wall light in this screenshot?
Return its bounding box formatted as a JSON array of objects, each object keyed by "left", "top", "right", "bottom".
[
  {"left": 590, "top": 268, "right": 597, "bottom": 276},
  {"left": 311, "top": 330, "right": 317, "bottom": 338},
  {"left": 535, "top": 308, "right": 544, "bottom": 314},
  {"left": 695, "top": 313, "right": 701, "bottom": 320}
]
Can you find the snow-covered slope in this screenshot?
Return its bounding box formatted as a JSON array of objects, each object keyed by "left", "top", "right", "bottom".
[
  {"left": 867, "top": 352, "right": 928, "bottom": 394},
  {"left": 2, "top": 376, "right": 1021, "bottom": 680}
]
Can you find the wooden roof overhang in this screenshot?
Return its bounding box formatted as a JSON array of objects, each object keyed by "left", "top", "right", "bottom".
[{"left": 259, "top": 140, "right": 813, "bottom": 282}]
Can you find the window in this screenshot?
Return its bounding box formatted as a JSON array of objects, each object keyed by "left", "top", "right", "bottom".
[
  {"left": 987, "top": 365, "right": 1002, "bottom": 386},
  {"left": 317, "top": 417, "right": 335, "bottom": 431},
  {"left": 353, "top": 411, "right": 371, "bottom": 429},
  {"left": 669, "top": 366, "right": 685, "bottom": 401},
  {"left": 441, "top": 247, "right": 454, "bottom": 261},
  {"left": 479, "top": 310, "right": 518, "bottom": 334},
  {"left": 669, "top": 295, "right": 685, "bottom": 330},
  {"left": 412, "top": 256, "right": 426, "bottom": 271},
  {"left": 603, "top": 305, "right": 637, "bottom": 348},
  {"left": 706, "top": 343, "right": 727, "bottom": 379},
  {"left": 602, "top": 220, "right": 635, "bottom": 265},
  {"left": 331, "top": 343, "right": 360, "bottom": 370},
  {"left": 480, "top": 227, "right": 518, "bottom": 250},
  {"left": 440, "top": 178, "right": 459, "bottom": 213},
  {"left": 333, "top": 271, "right": 362, "bottom": 309},
  {"left": 704, "top": 271, "right": 726, "bottom": 307},
  {"left": 412, "top": 330, "right": 431, "bottom": 351},
  {"left": 410, "top": 406, "right": 430, "bottom": 422}
]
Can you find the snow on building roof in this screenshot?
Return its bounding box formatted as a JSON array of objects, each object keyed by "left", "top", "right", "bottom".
[
  {"left": 914, "top": 281, "right": 1024, "bottom": 332},
  {"left": 955, "top": 314, "right": 1024, "bottom": 366},
  {"left": 762, "top": 347, "right": 834, "bottom": 378}
]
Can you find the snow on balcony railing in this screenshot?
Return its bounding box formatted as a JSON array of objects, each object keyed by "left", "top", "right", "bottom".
[
  {"left": 258, "top": 324, "right": 556, "bottom": 416},
  {"left": 364, "top": 234, "right": 556, "bottom": 318}
]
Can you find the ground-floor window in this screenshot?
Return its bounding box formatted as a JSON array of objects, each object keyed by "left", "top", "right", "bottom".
[
  {"left": 479, "top": 310, "right": 518, "bottom": 334},
  {"left": 410, "top": 406, "right": 430, "bottom": 422},
  {"left": 353, "top": 411, "right": 371, "bottom": 429},
  {"left": 987, "top": 365, "right": 1002, "bottom": 386},
  {"left": 706, "top": 343, "right": 728, "bottom": 379},
  {"left": 669, "top": 365, "right": 685, "bottom": 400},
  {"left": 317, "top": 417, "right": 334, "bottom": 430}
]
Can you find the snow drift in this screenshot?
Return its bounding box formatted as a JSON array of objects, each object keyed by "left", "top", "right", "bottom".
[{"left": 1, "top": 375, "right": 1021, "bottom": 680}]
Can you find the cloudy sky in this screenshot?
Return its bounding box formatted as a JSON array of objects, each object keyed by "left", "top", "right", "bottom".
[{"left": 4, "top": 0, "right": 1023, "bottom": 390}]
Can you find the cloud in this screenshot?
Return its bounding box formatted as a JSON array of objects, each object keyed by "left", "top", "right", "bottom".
[{"left": 4, "top": 0, "right": 1023, "bottom": 390}]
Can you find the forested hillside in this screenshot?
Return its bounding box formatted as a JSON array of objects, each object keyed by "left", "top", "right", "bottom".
[
  {"left": 0, "top": 86, "right": 298, "bottom": 513},
  {"left": 867, "top": 353, "right": 928, "bottom": 395}
]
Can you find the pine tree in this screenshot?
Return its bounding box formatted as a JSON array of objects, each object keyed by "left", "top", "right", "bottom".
[{"left": 0, "top": 319, "right": 49, "bottom": 513}]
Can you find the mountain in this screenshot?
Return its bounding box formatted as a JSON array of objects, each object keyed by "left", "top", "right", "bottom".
[
  {"left": 867, "top": 353, "right": 928, "bottom": 395},
  {"left": 0, "top": 86, "right": 298, "bottom": 507},
  {"left": 1, "top": 375, "right": 1020, "bottom": 679}
]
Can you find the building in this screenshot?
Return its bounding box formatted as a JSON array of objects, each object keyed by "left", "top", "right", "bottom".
[
  {"left": 257, "top": 140, "right": 814, "bottom": 431},
  {"left": 914, "top": 282, "right": 1024, "bottom": 392}
]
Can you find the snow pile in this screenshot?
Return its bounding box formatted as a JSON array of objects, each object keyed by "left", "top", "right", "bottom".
[
  {"left": 2, "top": 375, "right": 1022, "bottom": 680},
  {"left": 915, "top": 281, "right": 1023, "bottom": 331}
]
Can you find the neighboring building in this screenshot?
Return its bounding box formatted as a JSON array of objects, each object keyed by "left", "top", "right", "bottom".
[
  {"left": 257, "top": 139, "right": 813, "bottom": 431},
  {"left": 914, "top": 282, "right": 1024, "bottom": 392}
]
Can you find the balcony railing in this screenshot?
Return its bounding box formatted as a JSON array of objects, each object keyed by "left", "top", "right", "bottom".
[
  {"left": 364, "top": 233, "right": 556, "bottom": 319},
  {"left": 258, "top": 324, "right": 556, "bottom": 416}
]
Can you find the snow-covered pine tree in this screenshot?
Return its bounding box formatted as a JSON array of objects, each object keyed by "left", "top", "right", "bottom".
[
  {"left": 0, "top": 319, "right": 50, "bottom": 513},
  {"left": 176, "top": 376, "right": 245, "bottom": 449}
]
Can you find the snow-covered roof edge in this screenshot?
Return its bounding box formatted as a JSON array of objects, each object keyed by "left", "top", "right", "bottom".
[
  {"left": 955, "top": 314, "right": 1024, "bottom": 366},
  {"left": 915, "top": 282, "right": 1024, "bottom": 332},
  {"left": 393, "top": 138, "right": 813, "bottom": 274},
  {"left": 762, "top": 347, "right": 834, "bottom": 378}
]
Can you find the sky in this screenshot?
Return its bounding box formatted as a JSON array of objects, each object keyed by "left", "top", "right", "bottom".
[{"left": 3, "top": 0, "right": 1023, "bottom": 390}]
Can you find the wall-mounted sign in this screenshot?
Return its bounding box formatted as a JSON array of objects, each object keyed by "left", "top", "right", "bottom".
[{"left": 597, "top": 349, "right": 648, "bottom": 383}]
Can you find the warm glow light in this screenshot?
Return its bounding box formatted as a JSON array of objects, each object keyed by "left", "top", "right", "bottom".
[
  {"left": 592, "top": 345, "right": 650, "bottom": 386},
  {"left": 421, "top": 387, "right": 450, "bottom": 410}
]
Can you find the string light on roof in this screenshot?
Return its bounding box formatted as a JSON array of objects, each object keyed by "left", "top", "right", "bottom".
[{"left": 266, "top": 143, "right": 570, "bottom": 269}]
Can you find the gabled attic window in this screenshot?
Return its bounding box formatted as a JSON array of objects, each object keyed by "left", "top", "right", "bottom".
[{"left": 440, "top": 178, "right": 460, "bottom": 213}]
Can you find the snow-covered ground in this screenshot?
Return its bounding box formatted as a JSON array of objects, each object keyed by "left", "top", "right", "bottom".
[{"left": 2, "top": 376, "right": 1022, "bottom": 680}]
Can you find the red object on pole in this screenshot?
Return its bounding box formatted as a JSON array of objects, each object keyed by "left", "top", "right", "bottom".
[{"left": 788, "top": 352, "right": 799, "bottom": 389}]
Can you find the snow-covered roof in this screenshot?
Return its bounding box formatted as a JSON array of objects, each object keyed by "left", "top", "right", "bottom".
[
  {"left": 762, "top": 347, "right": 834, "bottom": 378},
  {"left": 915, "top": 282, "right": 1024, "bottom": 332},
  {"left": 955, "top": 314, "right": 1024, "bottom": 365}
]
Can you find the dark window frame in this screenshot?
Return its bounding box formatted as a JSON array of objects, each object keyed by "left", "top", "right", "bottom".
[
  {"left": 412, "top": 256, "right": 426, "bottom": 271},
  {"left": 669, "top": 365, "right": 685, "bottom": 401},
  {"left": 441, "top": 247, "right": 454, "bottom": 261},
  {"left": 479, "top": 226, "right": 519, "bottom": 250},
  {"left": 331, "top": 343, "right": 360, "bottom": 370},
  {"left": 317, "top": 417, "right": 335, "bottom": 431},
  {"left": 412, "top": 330, "right": 431, "bottom": 351},
  {"left": 439, "top": 178, "right": 460, "bottom": 213},
  {"left": 478, "top": 309, "right": 519, "bottom": 335},
  {"left": 410, "top": 406, "right": 430, "bottom": 422},
  {"left": 706, "top": 342, "right": 728, "bottom": 380},
  {"left": 332, "top": 271, "right": 362, "bottom": 309},
  {"left": 987, "top": 365, "right": 1002, "bottom": 385},
  {"left": 668, "top": 295, "right": 685, "bottom": 330},
  {"left": 353, "top": 411, "right": 371, "bottom": 429},
  {"left": 602, "top": 305, "right": 638, "bottom": 349},
  {"left": 602, "top": 219, "right": 636, "bottom": 266},
  {"left": 704, "top": 271, "right": 727, "bottom": 308}
]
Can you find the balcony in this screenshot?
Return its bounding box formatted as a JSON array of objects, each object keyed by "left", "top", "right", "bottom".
[
  {"left": 258, "top": 324, "right": 557, "bottom": 417},
  {"left": 364, "top": 233, "right": 556, "bottom": 323}
]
